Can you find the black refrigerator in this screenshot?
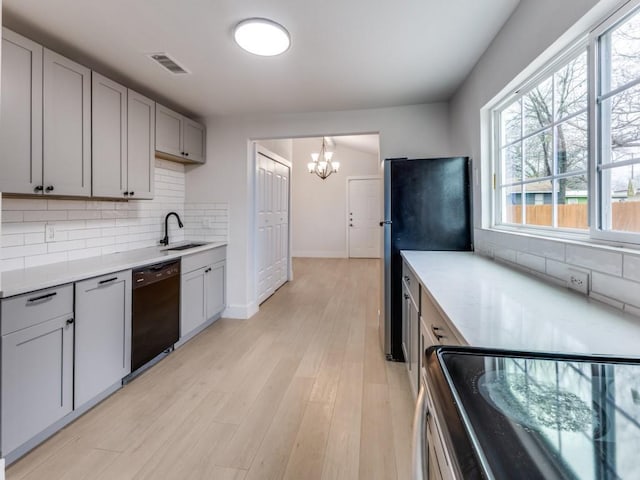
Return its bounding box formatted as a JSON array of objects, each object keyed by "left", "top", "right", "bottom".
[{"left": 382, "top": 157, "right": 472, "bottom": 361}]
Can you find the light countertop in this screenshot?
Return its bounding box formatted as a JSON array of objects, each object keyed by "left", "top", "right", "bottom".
[
  {"left": 0, "top": 241, "right": 227, "bottom": 298},
  {"left": 401, "top": 251, "right": 640, "bottom": 357}
]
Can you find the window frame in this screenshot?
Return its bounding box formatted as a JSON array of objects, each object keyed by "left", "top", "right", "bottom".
[
  {"left": 491, "top": 0, "right": 640, "bottom": 248},
  {"left": 492, "top": 41, "right": 590, "bottom": 236}
]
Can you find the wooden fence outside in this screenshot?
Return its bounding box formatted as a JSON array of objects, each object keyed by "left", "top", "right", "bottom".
[{"left": 508, "top": 201, "right": 640, "bottom": 231}]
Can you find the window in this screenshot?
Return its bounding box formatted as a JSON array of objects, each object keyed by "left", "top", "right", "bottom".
[{"left": 493, "top": 1, "right": 640, "bottom": 245}]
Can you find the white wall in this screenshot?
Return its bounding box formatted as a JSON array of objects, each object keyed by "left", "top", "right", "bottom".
[
  {"left": 187, "top": 103, "right": 451, "bottom": 318},
  {"left": 291, "top": 138, "right": 379, "bottom": 258},
  {"left": 449, "top": 0, "right": 640, "bottom": 317}
]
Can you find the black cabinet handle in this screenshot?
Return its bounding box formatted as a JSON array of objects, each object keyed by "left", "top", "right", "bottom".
[
  {"left": 66, "top": 318, "right": 74, "bottom": 325},
  {"left": 404, "top": 293, "right": 410, "bottom": 300},
  {"left": 184, "top": 152, "right": 189, "bottom": 157},
  {"left": 124, "top": 191, "right": 129, "bottom": 196},
  {"left": 129, "top": 191, "right": 134, "bottom": 196},
  {"left": 34, "top": 185, "right": 44, "bottom": 192},
  {"left": 45, "top": 185, "right": 54, "bottom": 192},
  {"left": 28, "top": 292, "right": 57, "bottom": 303},
  {"left": 99, "top": 277, "right": 118, "bottom": 285}
]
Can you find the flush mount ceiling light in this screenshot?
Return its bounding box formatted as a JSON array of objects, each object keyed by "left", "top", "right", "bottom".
[{"left": 234, "top": 18, "right": 290, "bottom": 56}]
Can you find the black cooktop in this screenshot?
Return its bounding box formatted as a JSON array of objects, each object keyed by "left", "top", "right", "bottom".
[{"left": 439, "top": 349, "right": 640, "bottom": 480}]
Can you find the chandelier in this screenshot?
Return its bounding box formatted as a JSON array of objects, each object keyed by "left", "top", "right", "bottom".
[{"left": 307, "top": 137, "right": 340, "bottom": 180}]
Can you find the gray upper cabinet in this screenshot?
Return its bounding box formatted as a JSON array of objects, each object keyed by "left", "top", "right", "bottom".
[
  {"left": 92, "top": 72, "right": 127, "bottom": 198},
  {"left": 127, "top": 90, "right": 155, "bottom": 199},
  {"left": 155, "top": 104, "right": 183, "bottom": 158},
  {"left": 156, "top": 103, "right": 206, "bottom": 163},
  {"left": 0, "top": 28, "right": 43, "bottom": 195},
  {"left": 43, "top": 48, "right": 91, "bottom": 196},
  {"left": 1, "top": 285, "right": 74, "bottom": 456},
  {"left": 92, "top": 72, "right": 155, "bottom": 200},
  {"left": 74, "top": 271, "right": 132, "bottom": 408},
  {"left": 182, "top": 117, "right": 206, "bottom": 163}
]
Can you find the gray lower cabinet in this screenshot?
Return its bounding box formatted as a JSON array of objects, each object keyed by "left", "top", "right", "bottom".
[
  {"left": 206, "top": 261, "right": 226, "bottom": 320},
  {"left": 181, "top": 247, "right": 226, "bottom": 339},
  {"left": 402, "top": 260, "right": 420, "bottom": 398},
  {"left": 0, "top": 285, "right": 74, "bottom": 456},
  {"left": 74, "top": 270, "right": 132, "bottom": 407},
  {"left": 181, "top": 267, "right": 207, "bottom": 336}
]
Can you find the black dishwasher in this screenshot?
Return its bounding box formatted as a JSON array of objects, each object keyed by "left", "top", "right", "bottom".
[{"left": 131, "top": 260, "right": 180, "bottom": 372}]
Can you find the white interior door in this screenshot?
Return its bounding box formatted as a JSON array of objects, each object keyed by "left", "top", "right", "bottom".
[
  {"left": 348, "top": 178, "right": 382, "bottom": 258},
  {"left": 257, "top": 149, "right": 291, "bottom": 304}
]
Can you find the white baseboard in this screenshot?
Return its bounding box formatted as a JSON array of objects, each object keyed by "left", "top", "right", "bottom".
[
  {"left": 292, "top": 250, "right": 348, "bottom": 258},
  {"left": 223, "top": 302, "right": 258, "bottom": 319}
]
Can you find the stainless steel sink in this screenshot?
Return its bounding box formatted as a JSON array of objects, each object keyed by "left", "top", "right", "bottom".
[{"left": 164, "top": 242, "right": 208, "bottom": 251}]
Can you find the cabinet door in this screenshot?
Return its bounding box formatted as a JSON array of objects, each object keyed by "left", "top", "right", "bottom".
[
  {"left": 0, "top": 28, "right": 43, "bottom": 194},
  {"left": 74, "top": 271, "right": 132, "bottom": 407},
  {"left": 43, "top": 49, "right": 91, "bottom": 196},
  {"left": 206, "top": 262, "right": 225, "bottom": 320},
  {"left": 155, "top": 104, "right": 183, "bottom": 158},
  {"left": 92, "top": 72, "right": 127, "bottom": 198},
  {"left": 410, "top": 297, "right": 420, "bottom": 396},
  {"left": 1, "top": 316, "right": 73, "bottom": 455},
  {"left": 181, "top": 268, "right": 206, "bottom": 337},
  {"left": 401, "top": 281, "right": 411, "bottom": 366},
  {"left": 182, "top": 117, "right": 205, "bottom": 163},
  {"left": 127, "top": 90, "right": 155, "bottom": 199}
]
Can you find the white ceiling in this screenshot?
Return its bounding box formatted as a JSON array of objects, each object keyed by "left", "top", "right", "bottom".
[{"left": 3, "top": 0, "right": 520, "bottom": 118}]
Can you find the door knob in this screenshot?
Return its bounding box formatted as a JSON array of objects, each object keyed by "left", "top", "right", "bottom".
[{"left": 349, "top": 224, "right": 353, "bottom": 227}]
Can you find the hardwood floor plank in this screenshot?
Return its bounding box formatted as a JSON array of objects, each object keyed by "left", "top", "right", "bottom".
[
  {"left": 282, "top": 401, "right": 333, "bottom": 480},
  {"left": 244, "top": 377, "right": 314, "bottom": 480},
  {"left": 320, "top": 361, "right": 364, "bottom": 480},
  {"left": 359, "top": 383, "right": 398, "bottom": 480},
  {"left": 7, "top": 258, "right": 413, "bottom": 480}
]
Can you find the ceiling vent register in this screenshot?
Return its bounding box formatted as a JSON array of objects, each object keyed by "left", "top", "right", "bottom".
[{"left": 146, "top": 53, "right": 190, "bottom": 75}]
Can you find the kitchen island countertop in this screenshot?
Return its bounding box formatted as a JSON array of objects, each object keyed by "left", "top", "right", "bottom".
[
  {"left": 401, "top": 250, "right": 640, "bottom": 356},
  {"left": 1, "top": 241, "right": 227, "bottom": 298}
]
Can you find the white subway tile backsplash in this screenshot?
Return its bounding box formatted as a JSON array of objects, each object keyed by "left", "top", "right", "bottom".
[
  {"left": 625, "top": 304, "right": 640, "bottom": 318},
  {"left": 525, "top": 237, "right": 565, "bottom": 261},
  {"left": 624, "top": 254, "right": 640, "bottom": 283},
  {"left": 1, "top": 211, "right": 24, "bottom": 223},
  {"left": 493, "top": 247, "right": 517, "bottom": 264},
  {"left": 0, "top": 161, "right": 200, "bottom": 272},
  {"left": 566, "top": 245, "right": 623, "bottom": 276},
  {"left": 588, "top": 291, "right": 626, "bottom": 310},
  {"left": 23, "top": 210, "right": 68, "bottom": 222},
  {"left": 474, "top": 228, "right": 640, "bottom": 319},
  {"left": 2, "top": 199, "right": 47, "bottom": 211},
  {"left": 516, "top": 252, "right": 546, "bottom": 273},
  {"left": 545, "top": 259, "right": 569, "bottom": 282},
  {"left": 591, "top": 272, "right": 640, "bottom": 308}
]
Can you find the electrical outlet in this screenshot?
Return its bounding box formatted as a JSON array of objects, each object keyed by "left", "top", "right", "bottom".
[
  {"left": 45, "top": 223, "right": 56, "bottom": 243},
  {"left": 568, "top": 268, "right": 589, "bottom": 295}
]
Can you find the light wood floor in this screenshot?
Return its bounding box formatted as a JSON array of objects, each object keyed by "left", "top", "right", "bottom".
[{"left": 7, "top": 258, "right": 414, "bottom": 480}]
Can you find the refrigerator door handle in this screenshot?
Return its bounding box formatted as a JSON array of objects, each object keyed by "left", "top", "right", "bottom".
[{"left": 379, "top": 220, "right": 392, "bottom": 226}]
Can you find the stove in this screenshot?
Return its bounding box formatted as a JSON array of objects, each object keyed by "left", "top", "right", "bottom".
[{"left": 415, "top": 346, "right": 640, "bottom": 480}]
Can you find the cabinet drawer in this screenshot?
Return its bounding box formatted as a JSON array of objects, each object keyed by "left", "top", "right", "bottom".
[
  {"left": 402, "top": 260, "right": 420, "bottom": 306},
  {"left": 420, "top": 289, "right": 460, "bottom": 346},
  {"left": 181, "top": 246, "right": 226, "bottom": 274},
  {"left": 1, "top": 284, "right": 73, "bottom": 335}
]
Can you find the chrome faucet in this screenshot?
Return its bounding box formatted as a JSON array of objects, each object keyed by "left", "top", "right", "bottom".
[{"left": 160, "top": 212, "right": 184, "bottom": 246}]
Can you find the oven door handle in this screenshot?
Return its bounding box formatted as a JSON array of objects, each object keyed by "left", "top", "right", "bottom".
[{"left": 412, "top": 383, "right": 429, "bottom": 480}]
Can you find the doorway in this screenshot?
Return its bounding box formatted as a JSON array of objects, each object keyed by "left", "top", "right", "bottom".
[{"left": 348, "top": 177, "right": 382, "bottom": 258}]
